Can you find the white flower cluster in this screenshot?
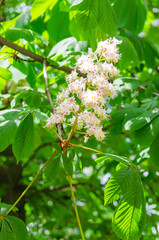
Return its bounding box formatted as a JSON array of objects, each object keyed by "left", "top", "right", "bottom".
[{"left": 46, "top": 38, "right": 122, "bottom": 142}]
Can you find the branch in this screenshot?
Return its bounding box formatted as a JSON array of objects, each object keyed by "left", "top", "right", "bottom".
[
  {"left": 139, "top": 85, "right": 159, "bottom": 97},
  {"left": 43, "top": 58, "right": 64, "bottom": 138},
  {"left": 43, "top": 58, "right": 56, "bottom": 113},
  {"left": 0, "top": 36, "right": 72, "bottom": 74},
  {"left": 6, "top": 150, "right": 57, "bottom": 215}
]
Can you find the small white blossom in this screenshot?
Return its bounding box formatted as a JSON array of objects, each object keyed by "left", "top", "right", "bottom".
[{"left": 152, "top": 108, "right": 158, "bottom": 114}]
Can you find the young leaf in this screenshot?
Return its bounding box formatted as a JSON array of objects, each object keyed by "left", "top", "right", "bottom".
[
  {"left": 43, "top": 155, "right": 61, "bottom": 184},
  {"left": 12, "top": 113, "right": 34, "bottom": 162}
]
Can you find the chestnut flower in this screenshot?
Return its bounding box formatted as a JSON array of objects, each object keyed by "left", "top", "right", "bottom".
[{"left": 46, "top": 38, "right": 122, "bottom": 142}]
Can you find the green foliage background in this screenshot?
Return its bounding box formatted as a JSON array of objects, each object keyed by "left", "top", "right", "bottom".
[{"left": 0, "top": 0, "right": 159, "bottom": 239}]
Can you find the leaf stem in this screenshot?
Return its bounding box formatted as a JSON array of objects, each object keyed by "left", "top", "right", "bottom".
[
  {"left": 69, "top": 142, "right": 105, "bottom": 155},
  {"left": 5, "top": 150, "right": 57, "bottom": 216},
  {"left": 68, "top": 176, "right": 85, "bottom": 240}
]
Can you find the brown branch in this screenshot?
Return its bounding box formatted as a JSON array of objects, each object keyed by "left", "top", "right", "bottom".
[
  {"left": 139, "top": 85, "right": 159, "bottom": 97},
  {"left": 0, "top": 35, "right": 72, "bottom": 74}
]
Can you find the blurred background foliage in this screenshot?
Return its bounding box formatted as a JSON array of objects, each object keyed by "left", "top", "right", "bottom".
[{"left": 0, "top": 0, "right": 159, "bottom": 239}]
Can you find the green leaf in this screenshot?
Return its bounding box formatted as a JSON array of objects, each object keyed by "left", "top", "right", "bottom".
[
  {"left": 5, "top": 216, "right": 29, "bottom": 240},
  {"left": 43, "top": 155, "right": 61, "bottom": 184},
  {"left": 98, "top": 0, "right": 117, "bottom": 36},
  {"left": 104, "top": 165, "right": 132, "bottom": 205},
  {"left": 0, "top": 109, "right": 23, "bottom": 122},
  {"left": 53, "top": 142, "right": 62, "bottom": 153},
  {"left": 62, "top": 154, "right": 73, "bottom": 176},
  {"left": 124, "top": 110, "right": 159, "bottom": 131},
  {"left": 134, "top": 116, "right": 159, "bottom": 148},
  {"left": 47, "top": 2, "right": 70, "bottom": 44},
  {"left": 113, "top": 0, "right": 147, "bottom": 34},
  {"left": 112, "top": 167, "right": 146, "bottom": 240},
  {"left": 0, "top": 67, "right": 12, "bottom": 80},
  {"left": 103, "top": 153, "right": 131, "bottom": 165},
  {"left": 12, "top": 113, "right": 34, "bottom": 162},
  {"left": 111, "top": 109, "right": 127, "bottom": 124},
  {"left": 71, "top": 0, "right": 99, "bottom": 30},
  {"left": 0, "top": 221, "right": 15, "bottom": 240},
  {"left": 3, "top": 28, "right": 34, "bottom": 42},
  {"left": 0, "top": 111, "right": 27, "bottom": 152},
  {"left": 117, "top": 36, "right": 139, "bottom": 69},
  {"left": 0, "top": 203, "right": 18, "bottom": 215},
  {"left": 149, "top": 133, "right": 159, "bottom": 168},
  {"left": 31, "top": 0, "right": 58, "bottom": 21}
]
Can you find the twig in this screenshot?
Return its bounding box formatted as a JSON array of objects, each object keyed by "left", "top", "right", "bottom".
[
  {"left": 139, "top": 85, "right": 159, "bottom": 97},
  {"left": 0, "top": 36, "right": 72, "bottom": 74},
  {"left": 5, "top": 150, "right": 57, "bottom": 215},
  {"left": 43, "top": 58, "right": 64, "bottom": 138},
  {"left": 43, "top": 58, "right": 56, "bottom": 113},
  {"left": 68, "top": 176, "right": 85, "bottom": 240}
]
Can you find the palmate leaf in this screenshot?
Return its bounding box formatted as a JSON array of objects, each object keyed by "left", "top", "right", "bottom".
[
  {"left": 70, "top": 0, "right": 117, "bottom": 35},
  {"left": 0, "top": 202, "right": 28, "bottom": 240},
  {"left": 0, "top": 216, "right": 29, "bottom": 240},
  {"left": 12, "top": 113, "right": 34, "bottom": 162},
  {"left": 71, "top": 0, "right": 99, "bottom": 30},
  {"left": 104, "top": 165, "right": 132, "bottom": 205},
  {"left": 99, "top": 0, "right": 117, "bottom": 36},
  {"left": 112, "top": 168, "right": 145, "bottom": 240},
  {"left": 105, "top": 164, "right": 146, "bottom": 240}
]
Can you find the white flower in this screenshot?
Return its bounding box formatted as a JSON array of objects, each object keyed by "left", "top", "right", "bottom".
[
  {"left": 152, "top": 108, "right": 158, "bottom": 114},
  {"left": 46, "top": 37, "right": 122, "bottom": 142},
  {"left": 81, "top": 90, "right": 106, "bottom": 107},
  {"left": 46, "top": 113, "right": 66, "bottom": 128},
  {"left": 76, "top": 55, "right": 97, "bottom": 73},
  {"left": 57, "top": 89, "right": 70, "bottom": 102},
  {"left": 56, "top": 97, "right": 79, "bottom": 115},
  {"left": 86, "top": 126, "right": 105, "bottom": 141},
  {"left": 66, "top": 70, "right": 78, "bottom": 83},
  {"left": 68, "top": 78, "right": 86, "bottom": 94}
]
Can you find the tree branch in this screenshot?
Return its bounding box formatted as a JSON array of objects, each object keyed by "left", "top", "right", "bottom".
[
  {"left": 139, "top": 85, "right": 159, "bottom": 97},
  {"left": 43, "top": 58, "right": 64, "bottom": 138},
  {"left": 0, "top": 36, "right": 72, "bottom": 74},
  {"left": 43, "top": 58, "right": 56, "bottom": 113}
]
